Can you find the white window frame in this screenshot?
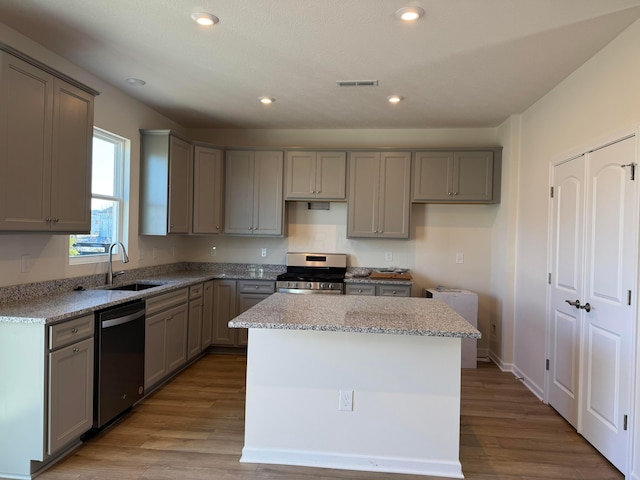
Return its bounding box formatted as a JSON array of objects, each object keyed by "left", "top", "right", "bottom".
[{"left": 69, "top": 127, "right": 129, "bottom": 264}]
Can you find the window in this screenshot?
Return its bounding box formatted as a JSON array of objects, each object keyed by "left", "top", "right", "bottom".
[{"left": 70, "top": 128, "right": 128, "bottom": 261}]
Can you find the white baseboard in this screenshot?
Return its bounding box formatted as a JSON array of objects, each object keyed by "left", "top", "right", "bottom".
[
  {"left": 240, "top": 447, "right": 464, "bottom": 479},
  {"left": 512, "top": 365, "right": 544, "bottom": 401}
]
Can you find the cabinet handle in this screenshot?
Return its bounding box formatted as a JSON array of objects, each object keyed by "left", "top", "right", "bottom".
[
  {"left": 358, "top": 289, "right": 363, "bottom": 293},
  {"left": 216, "top": 225, "right": 220, "bottom": 230},
  {"left": 453, "top": 192, "right": 458, "bottom": 196},
  {"left": 71, "top": 327, "right": 78, "bottom": 334},
  {"left": 255, "top": 285, "right": 259, "bottom": 289},
  {"left": 73, "top": 347, "right": 79, "bottom": 353},
  {"left": 54, "top": 218, "right": 60, "bottom": 222},
  {"left": 45, "top": 217, "right": 51, "bottom": 222},
  {"left": 392, "top": 290, "right": 397, "bottom": 295}
]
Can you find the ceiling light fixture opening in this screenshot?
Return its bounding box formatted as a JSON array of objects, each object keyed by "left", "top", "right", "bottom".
[
  {"left": 395, "top": 6, "right": 425, "bottom": 21},
  {"left": 387, "top": 95, "right": 403, "bottom": 104},
  {"left": 259, "top": 96, "right": 275, "bottom": 105},
  {"left": 125, "top": 78, "right": 146, "bottom": 87},
  {"left": 191, "top": 12, "right": 219, "bottom": 26}
]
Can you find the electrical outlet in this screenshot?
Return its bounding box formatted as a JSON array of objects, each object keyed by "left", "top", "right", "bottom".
[
  {"left": 210, "top": 246, "right": 217, "bottom": 257},
  {"left": 385, "top": 251, "right": 393, "bottom": 262},
  {"left": 261, "top": 248, "right": 267, "bottom": 257},
  {"left": 455, "top": 252, "right": 464, "bottom": 264},
  {"left": 339, "top": 389, "right": 353, "bottom": 411}
]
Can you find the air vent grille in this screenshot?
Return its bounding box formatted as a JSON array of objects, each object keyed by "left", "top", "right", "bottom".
[{"left": 336, "top": 80, "right": 379, "bottom": 87}]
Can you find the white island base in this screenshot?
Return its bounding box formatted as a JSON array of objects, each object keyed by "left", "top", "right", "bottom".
[{"left": 241, "top": 328, "right": 464, "bottom": 478}]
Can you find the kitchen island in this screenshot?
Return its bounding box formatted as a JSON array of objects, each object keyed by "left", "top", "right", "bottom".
[{"left": 229, "top": 293, "right": 480, "bottom": 479}]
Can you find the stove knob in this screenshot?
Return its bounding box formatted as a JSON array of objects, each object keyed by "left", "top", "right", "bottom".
[
  {"left": 307, "top": 282, "right": 313, "bottom": 289},
  {"left": 320, "top": 283, "right": 327, "bottom": 289},
  {"left": 328, "top": 284, "right": 334, "bottom": 289},
  {"left": 288, "top": 282, "right": 295, "bottom": 288}
]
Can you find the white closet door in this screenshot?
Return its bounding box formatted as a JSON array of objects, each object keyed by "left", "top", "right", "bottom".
[
  {"left": 548, "top": 155, "right": 586, "bottom": 428},
  {"left": 580, "top": 136, "right": 636, "bottom": 473}
]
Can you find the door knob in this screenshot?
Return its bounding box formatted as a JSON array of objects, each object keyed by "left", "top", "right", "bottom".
[
  {"left": 565, "top": 299, "right": 581, "bottom": 309},
  {"left": 579, "top": 302, "right": 592, "bottom": 312}
]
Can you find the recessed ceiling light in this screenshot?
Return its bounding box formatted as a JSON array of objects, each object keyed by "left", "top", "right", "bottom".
[
  {"left": 387, "top": 95, "right": 403, "bottom": 104},
  {"left": 191, "top": 12, "right": 219, "bottom": 26},
  {"left": 395, "top": 6, "right": 425, "bottom": 21},
  {"left": 125, "top": 78, "right": 146, "bottom": 87},
  {"left": 259, "top": 96, "right": 275, "bottom": 105}
]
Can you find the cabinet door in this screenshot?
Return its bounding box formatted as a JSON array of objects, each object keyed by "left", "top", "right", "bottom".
[
  {"left": 212, "top": 280, "right": 237, "bottom": 345},
  {"left": 253, "top": 151, "right": 284, "bottom": 236},
  {"left": 201, "top": 281, "right": 214, "bottom": 349},
  {"left": 0, "top": 53, "right": 53, "bottom": 231},
  {"left": 144, "top": 311, "right": 167, "bottom": 390},
  {"left": 224, "top": 151, "right": 254, "bottom": 234},
  {"left": 49, "top": 79, "right": 93, "bottom": 232},
  {"left": 412, "top": 152, "right": 453, "bottom": 202},
  {"left": 285, "top": 151, "right": 315, "bottom": 199},
  {"left": 347, "top": 152, "right": 380, "bottom": 238},
  {"left": 167, "top": 135, "right": 192, "bottom": 233},
  {"left": 187, "top": 296, "right": 203, "bottom": 360},
  {"left": 453, "top": 151, "right": 494, "bottom": 201},
  {"left": 193, "top": 146, "right": 223, "bottom": 234},
  {"left": 316, "top": 152, "right": 346, "bottom": 200},
  {"left": 48, "top": 337, "right": 94, "bottom": 455},
  {"left": 378, "top": 152, "right": 411, "bottom": 238},
  {"left": 165, "top": 303, "right": 188, "bottom": 374}
]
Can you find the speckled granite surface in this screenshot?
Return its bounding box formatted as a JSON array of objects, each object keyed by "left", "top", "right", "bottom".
[
  {"left": 0, "top": 263, "right": 285, "bottom": 325},
  {"left": 228, "top": 293, "right": 480, "bottom": 338}
]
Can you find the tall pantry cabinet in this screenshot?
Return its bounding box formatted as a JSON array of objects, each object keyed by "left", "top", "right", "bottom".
[{"left": 0, "top": 48, "right": 96, "bottom": 232}]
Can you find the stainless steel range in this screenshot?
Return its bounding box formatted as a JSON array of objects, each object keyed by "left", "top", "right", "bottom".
[{"left": 276, "top": 253, "right": 347, "bottom": 294}]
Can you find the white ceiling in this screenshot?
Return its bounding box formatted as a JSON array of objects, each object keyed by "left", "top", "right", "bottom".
[{"left": 1, "top": 0, "right": 640, "bottom": 129}]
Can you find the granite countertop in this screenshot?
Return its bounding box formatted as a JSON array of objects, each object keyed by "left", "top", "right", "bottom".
[
  {"left": 344, "top": 276, "right": 413, "bottom": 286},
  {"left": 0, "top": 267, "right": 282, "bottom": 325},
  {"left": 228, "top": 293, "right": 480, "bottom": 338}
]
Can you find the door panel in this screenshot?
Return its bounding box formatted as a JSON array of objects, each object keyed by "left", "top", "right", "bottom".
[
  {"left": 580, "top": 136, "right": 635, "bottom": 473},
  {"left": 548, "top": 155, "right": 585, "bottom": 427}
]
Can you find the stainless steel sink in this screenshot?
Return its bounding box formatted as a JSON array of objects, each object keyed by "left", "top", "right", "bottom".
[{"left": 109, "top": 282, "right": 161, "bottom": 291}]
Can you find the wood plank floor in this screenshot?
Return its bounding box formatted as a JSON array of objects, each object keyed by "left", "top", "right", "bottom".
[{"left": 37, "top": 354, "right": 623, "bottom": 480}]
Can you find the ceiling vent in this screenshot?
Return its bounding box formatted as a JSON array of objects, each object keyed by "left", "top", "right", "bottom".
[{"left": 336, "top": 80, "right": 379, "bottom": 87}]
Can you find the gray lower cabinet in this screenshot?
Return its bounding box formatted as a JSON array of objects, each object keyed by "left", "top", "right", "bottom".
[
  {"left": 224, "top": 150, "right": 284, "bottom": 236},
  {"left": 412, "top": 150, "right": 500, "bottom": 203},
  {"left": 187, "top": 284, "right": 204, "bottom": 360},
  {"left": 212, "top": 279, "right": 275, "bottom": 347},
  {"left": 47, "top": 314, "right": 95, "bottom": 455},
  {"left": 201, "top": 280, "right": 214, "bottom": 349},
  {"left": 0, "top": 50, "right": 95, "bottom": 233},
  {"left": 139, "top": 130, "right": 193, "bottom": 235},
  {"left": 347, "top": 151, "right": 411, "bottom": 239},
  {"left": 285, "top": 151, "right": 347, "bottom": 200},
  {"left": 192, "top": 145, "right": 223, "bottom": 234},
  {"left": 345, "top": 284, "right": 411, "bottom": 297},
  {"left": 144, "top": 288, "right": 189, "bottom": 390},
  {"left": 212, "top": 279, "right": 238, "bottom": 346}
]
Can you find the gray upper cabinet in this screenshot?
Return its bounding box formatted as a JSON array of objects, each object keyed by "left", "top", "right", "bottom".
[
  {"left": 192, "top": 145, "right": 223, "bottom": 234},
  {"left": 348, "top": 151, "right": 411, "bottom": 239},
  {"left": 224, "top": 150, "right": 284, "bottom": 236},
  {"left": 285, "top": 151, "right": 346, "bottom": 200},
  {"left": 0, "top": 51, "right": 94, "bottom": 232},
  {"left": 140, "top": 130, "right": 192, "bottom": 235},
  {"left": 412, "top": 150, "right": 500, "bottom": 203}
]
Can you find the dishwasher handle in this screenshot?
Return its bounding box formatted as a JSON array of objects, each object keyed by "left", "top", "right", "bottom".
[{"left": 101, "top": 309, "right": 145, "bottom": 329}]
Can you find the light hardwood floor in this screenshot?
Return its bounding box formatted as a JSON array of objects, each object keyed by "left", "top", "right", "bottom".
[{"left": 38, "top": 354, "right": 622, "bottom": 480}]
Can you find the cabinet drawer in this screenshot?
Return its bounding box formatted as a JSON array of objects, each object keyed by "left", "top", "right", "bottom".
[
  {"left": 189, "top": 283, "right": 203, "bottom": 299},
  {"left": 345, "top": 284, "right": 376, "bottom": 296},
  {"left": 238, "top": 280, "right": 275, "bottom": 294},
  {"left": 146, "top": 288, "right": 189, "bottom": 316},
  {"left": 376, "top": 285, "right": 411, "bottom": 297},
  {"left": 49, "top": 314, "right": 94, "bottom": 350}
]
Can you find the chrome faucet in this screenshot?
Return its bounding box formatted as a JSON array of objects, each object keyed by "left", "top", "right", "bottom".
[{"left": 106, "top": 242, "right": 130, "bottom": 285}]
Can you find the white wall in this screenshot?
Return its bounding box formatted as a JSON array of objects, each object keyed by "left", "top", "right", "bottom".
[
  {"left": 502, "top": 16, "right": 640, "bottom": 478},
  {"left": 0, "top": 22, "right": 188, "bottom": 289}
]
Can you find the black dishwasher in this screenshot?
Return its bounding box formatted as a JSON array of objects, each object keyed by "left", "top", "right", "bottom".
[{"left": 94, "top": 299, "right": 145, "bottom": 428}]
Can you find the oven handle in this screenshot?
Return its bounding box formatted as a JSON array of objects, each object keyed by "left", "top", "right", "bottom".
[{"left": 101, "top": 309, "right": 145, "bottom": 329}]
